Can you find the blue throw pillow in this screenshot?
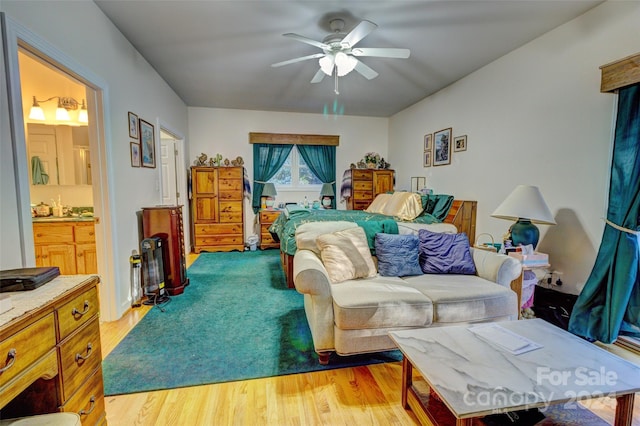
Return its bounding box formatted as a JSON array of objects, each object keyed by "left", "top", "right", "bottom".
[
  {"left": 375, "top": 233, "right": 423, "bottom": 277},
  {"left": 418, "top": 229, "right": 476, "bottom": 275}
]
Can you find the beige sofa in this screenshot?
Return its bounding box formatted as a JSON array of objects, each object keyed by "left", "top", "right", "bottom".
[{"left": 292, "top": 222, "right": 522, "bottom": 364}]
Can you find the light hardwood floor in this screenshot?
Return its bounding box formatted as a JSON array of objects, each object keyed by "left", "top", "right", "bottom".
[{"left": 101, "top": 254, "right": 639, "bottom": 425}]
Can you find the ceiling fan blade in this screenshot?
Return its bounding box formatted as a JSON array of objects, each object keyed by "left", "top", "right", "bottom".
[
  {"left": 310, "top": 68, "right": 326, "bottom": 84},
  {"left": 341, "top": 20, "right": 377, "bottom": 47},
  {"left": 354, "top": 60, "right": 379, "bottom": 80},
  {"left": 283, "top": 33, "right": 329, "bottom": 50},
  {"left": 351, "top": 48, "right": 410, "bottom": 59},
  {"left": 271, "top": 53, "right": 325, "bottom": 68}
]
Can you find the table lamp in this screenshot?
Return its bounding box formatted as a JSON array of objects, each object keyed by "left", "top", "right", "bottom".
[
  {"left": 320, "top": 183, "right": 335, "bottom": 208},
  {"left": 491, "top": 185, "right": 555, "bottom": 249},
  {"left": 262, "top": 183, "right": 277, "bottom": 209}
]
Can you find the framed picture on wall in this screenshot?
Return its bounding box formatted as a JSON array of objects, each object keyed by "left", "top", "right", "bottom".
[
  {"left": 424, "top": 133, "right": 432, "bottom": 152},
  {"left": 433, "top": 127, "right": 452, "bottom": 166},
  {"left": 139, "top": 119, "right": 156, "bottom": 168},
  {"left": 454, "top": 135, "right": 468, "bottom": 152},
  {"left": 423, "top": 150, "right": 432, "bottom": 167},
  {"left": 128, "top": 112, "right": 139, "bottom": 139},
  {"left": 130, "top": 142, "right": 141, "bottom": 167}
]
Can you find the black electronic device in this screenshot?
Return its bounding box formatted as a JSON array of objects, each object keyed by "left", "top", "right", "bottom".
[{"left": 0, "top": 267, "right": 60, "bottom": 292}]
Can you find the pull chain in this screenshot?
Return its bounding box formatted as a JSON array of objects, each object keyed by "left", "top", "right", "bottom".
[{"left": 334, "top": 70, "right": 339, "bottom": 95}]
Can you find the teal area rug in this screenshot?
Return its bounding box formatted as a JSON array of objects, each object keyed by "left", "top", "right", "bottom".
[{"left": 102, "top": 250, "right": 401, "bottom": 396}]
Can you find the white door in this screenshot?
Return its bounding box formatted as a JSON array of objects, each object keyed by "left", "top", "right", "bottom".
[{"left": 160, "top": 137, "right": 178, "bottom": 205}]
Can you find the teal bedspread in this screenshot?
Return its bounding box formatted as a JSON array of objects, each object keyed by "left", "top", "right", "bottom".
[{"left": 269, "top": 208, "right": 442, "bottom": 256}]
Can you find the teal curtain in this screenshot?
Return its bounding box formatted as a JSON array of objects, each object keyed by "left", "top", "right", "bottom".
[
  {"left": 569, "top": 83, "right": 640, "bottom": 343},
  {"left": 252, "top": 144, "right": 293, "bottom": 213},
  {"left": 297, "top": 145, "right": 337, "bottom": 208}
]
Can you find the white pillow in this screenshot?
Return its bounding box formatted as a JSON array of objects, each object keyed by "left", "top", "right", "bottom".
[
  {"left": 365, "top": 193, "right": 393, "bottom": 214},
  {"left": 316, "top": 227, "right": 377, "bottom": 283},
  {"left": 381, "top": 192, "right": 423, "bottom": 220},
  {"left": 295, "top": 221, "right": 358, "bottom": 255}
]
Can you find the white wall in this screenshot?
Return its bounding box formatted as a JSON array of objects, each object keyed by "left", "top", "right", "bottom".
[
  {"left": 188, "top": 107, "right": 389, "bottom": 237},
  {"left": 389, "top": 1, "right": 640, "bottom": 294},
  {"left": 0, "top": 1, "right": 189, "bottom": 320}
]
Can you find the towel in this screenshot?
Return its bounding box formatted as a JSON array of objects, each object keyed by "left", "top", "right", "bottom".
[
  {"left": 31, "top": 156, "right": 49, "bottom": 185},
  {"left": 243, "top": 167, "right": 252, "bottom": 200},
  {"left": 339, "top": 169, "right": 352, "bottom": 201}
]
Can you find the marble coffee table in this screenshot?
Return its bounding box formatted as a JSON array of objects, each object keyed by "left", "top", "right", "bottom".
[{"left": 389, "top": 319, "right": 640, "bottom": 426}]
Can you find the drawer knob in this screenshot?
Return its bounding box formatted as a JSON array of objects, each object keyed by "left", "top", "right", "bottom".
[
  {"left": 75, "top": 342, "right": 93, "bottom": 363},
  {"left": 72, "top": 301, "right": 90, "bottom": 317},
  {"left": 0, "top": 348, "right": 17, "bottom": 373},
  {"left": 79, "top": 396, "right": 96, "bottom": 416}
]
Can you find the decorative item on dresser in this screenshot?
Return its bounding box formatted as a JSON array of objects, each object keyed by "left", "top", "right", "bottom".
[
  {"left": 0, "top": 275, "right": 106, "bottom": 425},
  {"left": 190, "top": 166, "right": 245, "bottom": 253},
  {"left": 343, "top": 168, "right": 394, "bottom": 210},
  {"left": 142, "top": 206, "right": 189, "bottom": 296},
  {"left": 259, "top": 209, "right": 282, "bottom": 250}
]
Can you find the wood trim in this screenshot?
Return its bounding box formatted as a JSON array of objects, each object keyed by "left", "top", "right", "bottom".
[
  {"left": 600, "top": 53, "right": 640, "bottom": 93},
  {"left": 249, "top": 132, "right": 340, "bottom": 146}
]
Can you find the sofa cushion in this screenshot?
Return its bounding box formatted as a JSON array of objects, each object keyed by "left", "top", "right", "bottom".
[
  {"left": 382, "top": 192, "right": 424, "bottom": 220},
  {"left": 295, "top": 221, "right": 358, "bottom": 255},
  {"left": 418, "top": 229, "right": 476, "bottom": 275},
  {"left": 316, "top": 227, "right": 377, "bottom": 283},
  {"left": 331, "top": 276, "right": 433, "bottom": 329},
  {"left": 402, "top": 274, "right": 517, "bottom": 323},
  {"left": 375, "top": 233, "right": 423, "bottom": 277}
]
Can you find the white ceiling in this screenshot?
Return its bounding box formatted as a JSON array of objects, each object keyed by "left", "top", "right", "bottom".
[{"left": 94, "top": 0, "right": 603, "bottom": 117}]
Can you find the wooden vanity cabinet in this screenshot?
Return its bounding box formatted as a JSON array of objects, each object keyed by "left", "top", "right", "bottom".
[{"left": 33, "top": 221, "right": 97, "bottom": 274}]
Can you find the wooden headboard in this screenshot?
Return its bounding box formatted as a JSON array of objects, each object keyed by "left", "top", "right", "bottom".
[{"left": 444, "top": 200, "right": 477, "bottom": 245}]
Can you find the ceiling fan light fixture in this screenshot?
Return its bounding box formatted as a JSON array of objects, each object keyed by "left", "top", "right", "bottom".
[
  {"left": 335, "top": 52, "right": 357, "bottom": 77},
  {"left": 319, "top": 55, "right": 335, "bottom": 76}
]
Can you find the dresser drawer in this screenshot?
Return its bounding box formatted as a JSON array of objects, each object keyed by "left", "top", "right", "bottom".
[
  {"left": 59, "top": 317, "right": 102, "bottom": 402},
  {"left": 57, "top": 287, "right": 99, "bottom": 341},
  {"left": 218, "top": 167, "right": 242, "bottom": 179},
  {"left": 353, "top": 181, "right": 373, "bottom": 191},
  {"left": 194, "top": 223, "right": 243, "bottom": 236},
  {"left": 33, "top": 223, "right": 74, "bottom": 244},
  {"left": 62, "top": 366, "right": 105, "bottom": 426},
  {"left": 353, "top": 191, "right": 373, "bottom": 201},
  {"left": 219, "top": 202, "right": 242, "bottom": 223},
  {"left": 74, "top": 223, "right": 96, "bottom": 243},
  {"left": 196, "top": 235, "right": 244, "bottom": 246},
  {"left": 353, "top": 201, "right": 371, "bottom": 210},
  {"left": 352, "top": 170, "right": 372, "bottom": 180},
  {"left": 0, "top": 313, "right": 56, "bottom": 387}
]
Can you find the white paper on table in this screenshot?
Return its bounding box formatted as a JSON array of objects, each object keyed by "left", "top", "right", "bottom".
[{"left": 468, "top": 323, "right": 543, "bottom": 355}]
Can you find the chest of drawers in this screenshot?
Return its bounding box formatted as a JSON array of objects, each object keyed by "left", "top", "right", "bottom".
[{"left": 0, "top": 276, "right": 106, "bottom": 425}]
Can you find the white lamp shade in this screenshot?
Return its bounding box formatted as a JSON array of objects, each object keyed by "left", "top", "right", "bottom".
[
  {"left": 491, "top": 185, "right": 556, "bottom": 225},
  {"left": 56, "top": 106, "right": 70, "bottom": 121},
  {"left": 78, "top": 108, "right": 88, "bottom": 123},
  {"left": 335, "top": 52, "right": 357, "bottom": 77},
  {"left": 29, "top": 106, "right": 45, "bottom": 121},
  {"left": 319, "top": 55, "right": 335, "bottom": 76}
]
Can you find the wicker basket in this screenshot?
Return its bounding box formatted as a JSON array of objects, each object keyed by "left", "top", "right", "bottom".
[{"left": 474, "top": 233, "right": 501, "bottom": 252}]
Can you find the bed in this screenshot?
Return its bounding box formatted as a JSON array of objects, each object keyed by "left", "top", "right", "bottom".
[{"left": 270, "top": 194, "right": 477, "bottom": 288}]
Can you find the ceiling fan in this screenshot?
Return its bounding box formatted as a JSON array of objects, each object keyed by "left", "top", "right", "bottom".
[{"left": 272, "top": 18, "right": 410, "bottom": 88}]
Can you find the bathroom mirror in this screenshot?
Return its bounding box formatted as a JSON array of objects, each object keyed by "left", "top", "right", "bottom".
[{"left": 27, "top": 123, "right": 91, "bottom": 186}]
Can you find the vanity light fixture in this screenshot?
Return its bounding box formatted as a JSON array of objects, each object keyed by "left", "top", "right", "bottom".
[{"left": 28, "top": 95, "right": 88, "bottom": 124}]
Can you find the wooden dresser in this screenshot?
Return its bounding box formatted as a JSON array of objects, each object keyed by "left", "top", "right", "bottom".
[
  {"left": 344, "top": 169, "right": 394, "bottom": 210},
  {"left": 142, "top": 206, "right": 189, "bottom": 295},
  {"left": 33, "top": 220, "right": 97, "bottom": 275},
  {"left": 0, "top": 275, "right": 106, "bottom": 425},
  {"left": 258, "top": 209, "right": 282, "bottom": 250},
  {"left": 191, "top": 166, "right": 245, "bottom": 252}
]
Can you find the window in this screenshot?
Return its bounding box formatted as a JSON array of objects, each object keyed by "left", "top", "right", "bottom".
[{"left": 269, "top": 146, "right": 322, "bottom": 189}]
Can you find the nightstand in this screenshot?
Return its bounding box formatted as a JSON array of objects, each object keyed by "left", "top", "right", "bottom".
[{"left": 259, "top": 209, "right": 282, "bottom": 250}]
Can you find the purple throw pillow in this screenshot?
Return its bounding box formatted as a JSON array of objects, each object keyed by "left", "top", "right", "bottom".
[{"left": 418, "top": 229, "right": 476, "bottom": 275}]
